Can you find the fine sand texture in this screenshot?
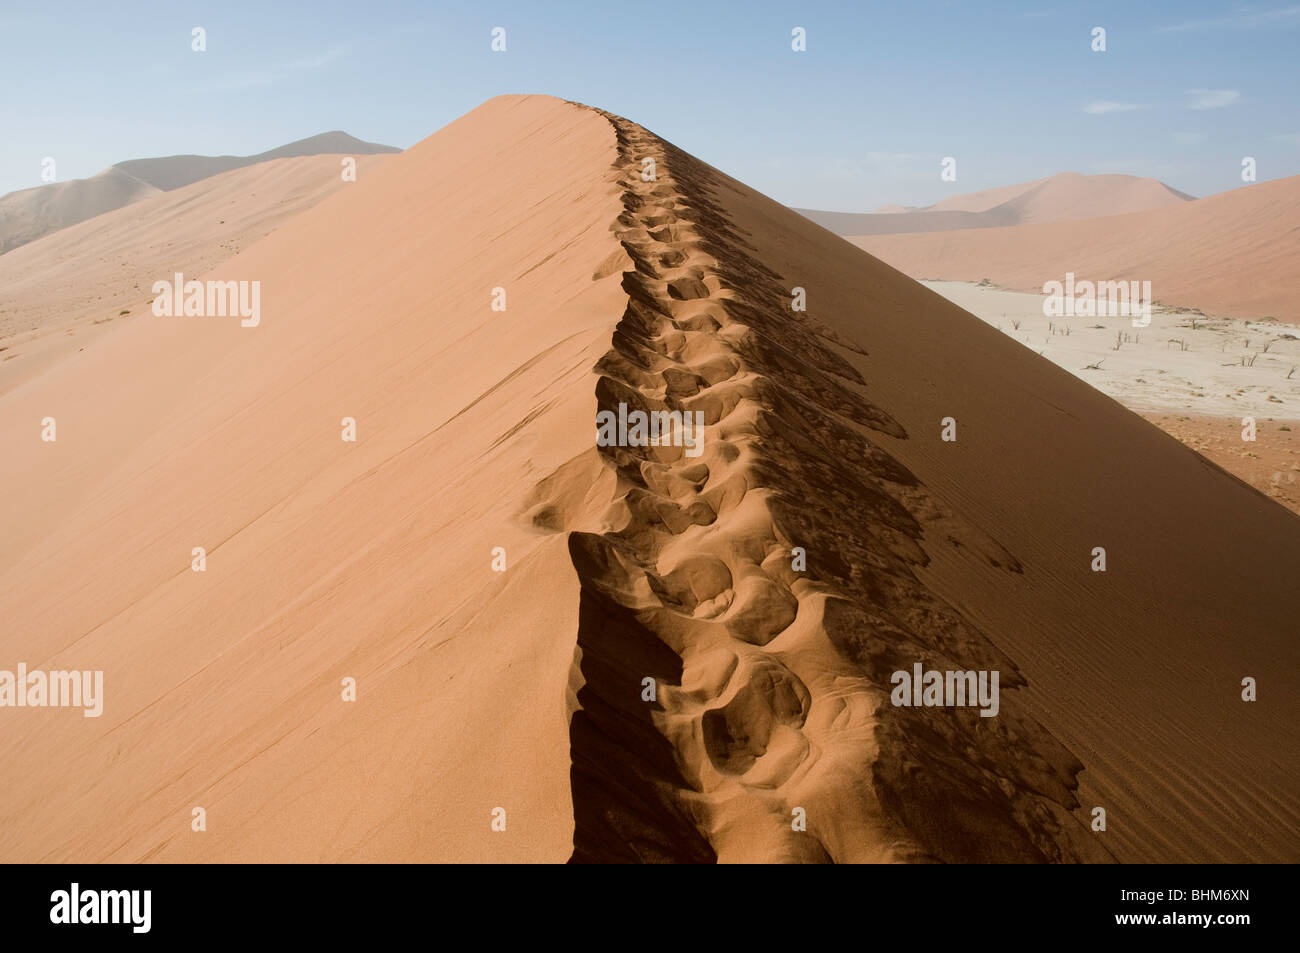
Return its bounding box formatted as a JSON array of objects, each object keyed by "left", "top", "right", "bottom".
[
  {"left": 0, "top": 96, "right": 1296, "bottom": 863},
  {"left": 0, "top": 154, "right": 393, "bottom": 394},
  {"left": 849, "top": 175, "right": 1300, "bottom": 323},
  {"left": 1146, "top": 413, "right": 1300, "bottom": 517}
]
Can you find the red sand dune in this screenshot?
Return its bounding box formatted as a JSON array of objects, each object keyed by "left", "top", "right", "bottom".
[
  {"left": 850, "top": 175, "right": 1300, "bottom": 322},
  {"left": 0, "top": 154, "right": 393, "bottom": 394},
  {"left": 0, "top": 131, "right": 399, "bottom": 255},
  {"left": 0, "top": 96, "right": 1296, "bottom": 863},
  {"left": 797, "top": 172, "right": 1193, "bottom": 236}
]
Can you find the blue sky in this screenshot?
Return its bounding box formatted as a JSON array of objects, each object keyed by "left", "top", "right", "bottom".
[{"left": 2, "top": 0, "right": 1297, "bottom": 209}]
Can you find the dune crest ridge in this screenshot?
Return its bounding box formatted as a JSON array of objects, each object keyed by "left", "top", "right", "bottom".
[
  {"left": 562, "top": 107, "right": 1114, "bottom": 863},
  {"left": 2, "top": 95, "right": 1294, "bottom": 865}
]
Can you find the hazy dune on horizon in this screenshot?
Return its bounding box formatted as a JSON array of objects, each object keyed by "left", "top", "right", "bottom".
[
  {"left": 0, "top": 167, "right": 161, "bottom": 256},
  {"left": 0, "top": 131, "right": 400, "bottom": 256},
  {"left": 848, "top": 174, "right": 1300, "bottom": 323},
  {"left": 796, "top": 171, "right": 1194, "bottom": 236},
  {"left": 0, "top": 153, "right": 394, "bottom": 393},
  {"left": 0, "top": 95, "right": 1296, "bottom": 864}
]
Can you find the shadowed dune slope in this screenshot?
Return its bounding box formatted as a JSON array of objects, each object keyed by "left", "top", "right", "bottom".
[
  {"left": 566, "top": 112, "right": 1298, "bottom": 863},
  {"left": 850, "top": 175, "right": 1300, "bottom": 322},
  {"left": 0, "top": 96, "right": 1296, "bottom": 863}
]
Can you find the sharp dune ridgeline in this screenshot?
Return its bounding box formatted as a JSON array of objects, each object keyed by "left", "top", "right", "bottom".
[{"left": 0, "top": 95, "right": 1296, "bottom": 864}]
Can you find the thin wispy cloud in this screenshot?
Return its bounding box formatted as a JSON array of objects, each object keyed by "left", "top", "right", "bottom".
[
  {"left": 1159, "top": 4, "right": 1300, "bottom": 32},
  {"left": 198, "top": 49, "right": 347, "bottom": 93},
  {"left": 1187, "top": 89, "right": 1241, "bottom": 110},
  {"left": 1083, "top": 101, "right": 1149, "bottom": 115},
  {"left": 813, "top": 152, "right": 929, "bottom": 181}
]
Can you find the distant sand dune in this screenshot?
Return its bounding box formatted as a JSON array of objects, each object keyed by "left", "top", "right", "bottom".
[
  {"left": 112, "top": 131, "right": 400, "bottom": 192},
  {"left": 849, "top": 175, "right": 1300, "bottom": 323},
  {"left": 796, "top": 172, "right": 1193, "bottom": 236},
  {"left": 0, "top": 153, "right": 393, "bottom": 393},
  {"left": 0, "top": 167, "right": 159, "bottom": 254},
  {"left": 0, "top": 131, "right": 400, "bottom": 255}
]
